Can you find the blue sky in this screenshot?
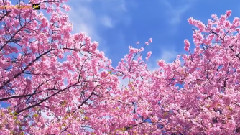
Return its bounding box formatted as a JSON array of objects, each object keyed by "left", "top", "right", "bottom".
[{"left": 66, "top": 0, "right": 240, "bottom": 68}]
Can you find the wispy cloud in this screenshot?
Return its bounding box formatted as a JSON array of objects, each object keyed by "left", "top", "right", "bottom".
[
  {"left": 148, "top": 0, "right": 198, "bottom": 68},
  {"left": 101, "top": 15, "right": 113, "bottom": 28},
  {"left": 66, "top": 0, "right": 130, "bottom": 56},
  {"left": 169, "top": 6, "right": 190, "bottom": 25},
  {"left": 147, "top": 45, "right": 179, "bottom": 70},
  {"left": 160, "top": 0, "right": 197, "bottom": 25},
  {"left": 67, "top": 2, "right": 99, "bottom": 40},
  {"left": 159, "top": 48, "right": 178, "bottom": 63}
]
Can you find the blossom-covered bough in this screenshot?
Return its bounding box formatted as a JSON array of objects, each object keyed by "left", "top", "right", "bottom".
[
  {"left": 0, "top": 0, "right": 118, "bottom": 134},
  {"left": 0, "top": 0, "right": 240, "bottom": 134}
]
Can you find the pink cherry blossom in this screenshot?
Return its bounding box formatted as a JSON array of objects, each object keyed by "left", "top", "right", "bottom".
[
  {"left": 149, "top": 38, "right": 152, "bottom": 43},
  {"left": 226, "top": 10, "right": 232, "bottom": 18},
  {"left": 0, "top": 2, "right": 240, "bottom": 134},
  {"left": 146, "top": 51, "right": 152, "bottom": 60},
  {"left": 157, "top": 59, "right": 165, "bottom": 67}
]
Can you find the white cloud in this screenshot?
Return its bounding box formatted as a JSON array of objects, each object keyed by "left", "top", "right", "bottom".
[
  {"left": 169, "top": 5, "right": 190, "bottom": 25},
  {"left": 159, "top": 48, "right": 178, "bottom": 63},
  {"left": 101, "top": 15, "right": 113, "bottom": 28},
  {"left": 146, "top": 46, "right": 179, "bottom": 71},
  {"left": 147, "top": 60, "right": 159, "bottom": 71},
  {"left": 160, "top": 0, "right": 197, "bottom": 25},
  {"left": 66, "top": 0, "right": 130, "bottom": 57},
  {"left": 67, "top": 3, "right": 98, "bottom": 40}
]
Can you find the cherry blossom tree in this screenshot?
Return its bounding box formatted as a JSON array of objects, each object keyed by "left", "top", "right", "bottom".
[
  {"left": 1, "top": 0, "right": 240, "bottom": 134},
  {"left": 111, "top": 10, "right": 240, "bottom": 134},
  {"left": 112, "top": 10, "right": 240, "bottom": 135},
  {"left": 0, "top": 0, "right": 118, "bottom": 134}
]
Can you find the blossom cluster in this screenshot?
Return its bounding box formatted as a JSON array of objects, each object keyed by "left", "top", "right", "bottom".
[{"left": 0, "top": 0, "right": 240, "bottom": 134}]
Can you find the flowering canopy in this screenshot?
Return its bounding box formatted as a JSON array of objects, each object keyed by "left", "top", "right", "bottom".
[{"left": 0, "top": 0, "right": 240, "bottom": 134}]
